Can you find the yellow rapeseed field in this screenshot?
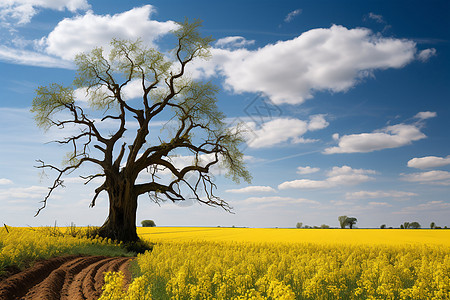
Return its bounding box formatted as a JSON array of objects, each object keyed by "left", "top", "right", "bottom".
[
  {"left": 100, "top": 227, "right": 450, "bottom": 299},
  {"left": 137, "top": 227, "right": 450, "bottom": 246}
]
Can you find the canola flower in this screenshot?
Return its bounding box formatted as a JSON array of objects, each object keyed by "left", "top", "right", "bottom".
[
  {"left": 137, "top": 227, "right": 450, "bottom": 246},
  {"left": 101, "top": 228, "right": 450, "bottom": 299},
  {"left": 0, "top": 226, "right": 128, "bottom": 275}
]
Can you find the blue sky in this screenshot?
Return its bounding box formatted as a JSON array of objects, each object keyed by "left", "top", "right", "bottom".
[{"left": 0, "top": 0, "right": 449, "bottom": 228}]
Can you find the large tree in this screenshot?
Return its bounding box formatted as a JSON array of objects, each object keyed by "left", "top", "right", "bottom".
[
  {"left": 338, "top": 215, "right": 348, "bottom": 229},
  {"left": 31, "top": 20, "right": 250, "bottom": 242},
  {"left": 346, "top": 217, "right": 357, "bottom": 229}
]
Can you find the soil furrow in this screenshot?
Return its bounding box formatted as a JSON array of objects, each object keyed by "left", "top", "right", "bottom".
[
  {"left": 0, "top": 255, "right": 133, "bottom": 300},
  {"left": 92, "top": 257, "right": 131, "bottom": 298},
  {"left": 76, "top": 257, "right": 118, "bottom": 300},
  {"left": 0, "top": 255, "right": 78, "bottom": 300}
]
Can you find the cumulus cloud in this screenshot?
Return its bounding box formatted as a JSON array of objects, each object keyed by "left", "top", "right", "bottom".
[
  {"left": 278, "top": 165, "right": 376, "bottom": 190},
  {"left": 38, "top": 5, "right": 178, "bottom": 61},
  {"left": 327, "top": 165, "right": 377, "bottom": 177},
  {"left": 225, "top": 186, "right": 276, "bottom": 194},
  {"left": 407, "top": 155, "right": 450, "bottom": 169},
  {"left": 414, "top": 111, "right": 437, "bottom": 120},
  {"left": 0, "top": 0, "right": 90, "bottom": 26},
  {"left": 324, "top": 123, "right": 427, "bottom": 154},
  {"left": 284, "top": 9, "right": 302, "bottom": 23},
  {"left": 346, "top": 190, "right": 417, "bottom": 200},
  {"left": 401, "top": 170, "right": 450, "bottom": 185},
  {"left": 193, "top": 25, "right": 418, "bottom": 104},
  {"left": 215, "top": 36, "right": 255, "bottom": 48},
  {"left": 0, "top": 178, "right": 13, "bottom": 185},
  {"left": 296, "top": 166, "right": 320, "bottom": 175},
  {"left": 307, "top": 114, "right": 329, "bottom": 130},
  {"left": 245, "top": 115, "right": 328, "bottom": 148}
]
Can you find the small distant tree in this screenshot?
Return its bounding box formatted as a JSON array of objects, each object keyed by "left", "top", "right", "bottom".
[
  {"left": 347, "top": 217, "right": 357, "bottom": 229},
  {"left": 338, "top": 215, "right": 348, "bottom": 229},
  {"left": 409, "top": 221, "right": 421, "bottom": 229},
  {"left": 320, "top": 224, "right": 330, "bottom": 229},
  {"left": 403, "top": 222, "right": 410, "bottom": 229},
  {"left": 430, "top": 222, "right": 436, "bottom": 229},
  {"left": 296, "top": 222, "right": 303, "bottom": 229},
  {"left": 380, "top": 224, "right": 386, "bottom": 229},
  {"left": 141, "top": 220, "right": 156, "bottom": 227},
  {"left": 400, "top": 224, "right": 405, "bottom": 229}
]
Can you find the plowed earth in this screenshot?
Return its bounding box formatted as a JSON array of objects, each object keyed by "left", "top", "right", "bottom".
[{"left": 0, "top": 255, "right": 133, "bottom": 300}]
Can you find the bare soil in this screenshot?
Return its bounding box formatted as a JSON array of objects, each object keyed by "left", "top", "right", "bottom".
[{"left": 0, "top": 255, "right": 133, "bottom": 300}]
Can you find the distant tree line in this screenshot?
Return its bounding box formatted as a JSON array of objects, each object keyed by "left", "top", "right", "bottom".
[
  {"left": 296, "top": 222, "right": 331, "bottom": 229},
  {"left": 295, "top": 218, "right": 448, "bottom": 229}
]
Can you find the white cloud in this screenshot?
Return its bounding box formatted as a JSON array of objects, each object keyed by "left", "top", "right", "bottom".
[
  {"left": 279, "top": 179, "right": 330, "bottom": 189},
  {"left": 326, "top": 165, "right": 377, "bottom": 176},
  {"left": 242, "top": 196, "right": 319, "bottom": 207},
  {"left": 417, "top": 48, "right": 436, "bottom": 62},
  {"left": 324, "top": 123, "right": 426, "bottom": 154},
  {"left": 245, "top": 115, "right": 328, "bottom": 148},
  {"left": 39, "top": 5, "right": 178, "bottom": 61},
  {"left": 0, "top": 178, "right": 13, "bottom": 185},
  {"left": 414, "top": 111, "right": 437, "bottom": 120},
  {"left": 330, "top": 200, "right": 354, "bottom": 206},
  {"left": 401, "top": 170, "right": 450, "bottom": 185},
  {"left": 120, "top": 79, "right": 144, "bottom": 100},
  {"left": 215, "top": 36, "right": 255, "bottom": 48},
  {"left": 407, "top": 155, "right": 450, "bottom": 169},
  {"left": 194, "top": 25, "right": 417, "bottom": 104},
  {"left": 0, "top": 45, "right": 73, "bottom": 68},
  {"left": 246, "top": 118, "right": 307, "bottom": 148},
  {"left": 0, "top": 185, "right": 48, "bottom": 201},
  {"left": 279, "top": 165, "right": 376, "bottom": 190},
  {"left": 284, "top": 9, "right": 302, "bottom": 23},
  {"left": 0, "top": 0, "right": 90, "bottom": 25},
  {"left": 368, "top": 201, "right": 392, "bottom": 207},
  {"left": 307, "top": 114, "right": 329, "bottom": 131},
  {"left": 296, "top": 166, "right": 320, "bottom": 175},
  {"left": 346, "top": 190, "right": 417, "bottom": 200},
  {"left": 394, "top": 200, "right": 450, "bottom": 214},
  {"left": 226, "top": 186, "right": 275, "bottom": 194}
]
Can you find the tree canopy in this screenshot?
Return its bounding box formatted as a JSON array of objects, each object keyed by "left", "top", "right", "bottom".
[{"left": 31, "top": 19, "right": 251, "bottom": 242}]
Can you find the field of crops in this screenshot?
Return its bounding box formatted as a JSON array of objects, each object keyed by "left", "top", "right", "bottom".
[
  {"left": 0, "top": 226, "right": 130, "bottom": 275},
  {"left": 100, "top": 227, "right": 450, "bottom": 299}
]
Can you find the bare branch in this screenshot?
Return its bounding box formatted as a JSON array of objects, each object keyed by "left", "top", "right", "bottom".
[
  {"left": 79, "top": 173, "right": 105, "bottom": 185},
  {"left": 90, "top": 183, "right": 106, "bottom": 208},
  {"left": 34, "top": 156, "right": 104, "bottom": 216}
]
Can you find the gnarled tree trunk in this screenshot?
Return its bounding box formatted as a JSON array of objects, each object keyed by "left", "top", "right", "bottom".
[{"left": 98, "top": 179, "right": 138, "bottom": 242}]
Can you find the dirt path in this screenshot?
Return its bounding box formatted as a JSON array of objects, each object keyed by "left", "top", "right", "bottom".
[{"left": 0, "top": 255, "right": 133, "bottom": 300}]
